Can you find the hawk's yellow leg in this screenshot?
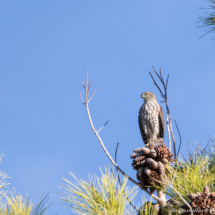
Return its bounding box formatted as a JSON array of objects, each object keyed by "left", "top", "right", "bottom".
[{"left": 145, "top": 138, "right": 157, "bottom": 146}]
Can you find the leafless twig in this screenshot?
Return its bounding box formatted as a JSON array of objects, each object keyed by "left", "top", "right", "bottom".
[
  {"left": 88, "top": 74, "right": 92, "bottom": 94},
  {"left": 149, "top": 67, "right": 177, "bottom": 160},
  {"left": 79, "top": 92, "right": 85, "bottom": 104},
  {"left": 115, "top": 142, "right": 120, "bottom": 183},
  {"left": 79, "top": 69, "right": 161, "bottom": 203},
  {"left": 169, "top": 115, "right": 176, "bottom": 157},
  {"left": 175, "top": 120, "right": 182, "bottom": 158},
  {"left": 88, "top": 89, "right": 97, "bottom": 103},
  {"left": 97, "top": 121, "right": 109, "bottom": 133}
]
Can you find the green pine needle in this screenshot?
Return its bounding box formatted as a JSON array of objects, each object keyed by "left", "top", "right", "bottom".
[
  {"left": 165, "top": 152, "right": 215, "bottom": 204},
  {"left": 60, "top": 166, "right": 138, "bottom": 215},
  {"left": 198, "top": 0, "right": 215, "bottom": 38}
]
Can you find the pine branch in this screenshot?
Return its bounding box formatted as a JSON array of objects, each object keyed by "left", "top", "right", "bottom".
[{"left": 198, "top": 0, "right": 215, "bottom": 39}]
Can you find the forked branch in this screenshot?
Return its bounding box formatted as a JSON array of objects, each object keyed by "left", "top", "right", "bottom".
[
  {"left": 149, "top": 67, "right": 178, "bottom": 159},
  {"left": 79, "top": 69, "right": 161, "bottom": 203}
]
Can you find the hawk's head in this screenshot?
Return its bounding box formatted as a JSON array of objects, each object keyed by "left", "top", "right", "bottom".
[{"left": 141, "top": 92, "right": 157, "bottom": 102}]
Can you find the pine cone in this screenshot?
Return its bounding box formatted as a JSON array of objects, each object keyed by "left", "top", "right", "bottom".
[
  {"left": 131, "top": 138, "right": 174, "bottom": 191},
  {"left": 131, "top": 139, "right": 173, "bottom": 170},
  {"left": 181, "top": 186, "right": 215, "bottom": 215},
  {"left": 145, "top": 158, "right": 159, "bottom": 169}
]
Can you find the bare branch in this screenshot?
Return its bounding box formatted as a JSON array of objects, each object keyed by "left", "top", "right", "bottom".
[
  {"left": 152, "top": 66, "right": 165, "bottom": 90},
  {"left": 175, "top": 120, "right": 182, "bottom": 158},
  {"left": 115, "top": 142, "right": 120, "bottom": 165},
  {"left": 88, "top": 74, "right": 92, "bottom": 94},
  {"left": 97, "top": 120, "right": 109, "bottom": 133},
  {"left": 85, "top": 100, "right": 137, "bottom": 184},
  {"left": 115, "top": 141, "right": 122, "bottom": 187},
  {"left": 79, "top": 91, "right": 85, "bottom": 105},
  {"left": 166, "top": 75, "right": 169, "bottom": 91},
  {"left": 159, "top": 70, "right": 166, "bottom": 88},
  {"left": 149, "top": 66, "right": 177, "bottom": 159},
  {"left": 88, "top": 88, "right": 97, "bottom": 103},
  {"left": 149, "top": 72, "right": 165, "bottom": 99},
  {"left": 80, "top": 69, "right": 161, "bottom": 203},
  {"left": 166, "top": 114, "right": 171, "bottom": 152},
  {"left": 82, "top": 81, "right": 86, "bottom": 88},
  {"left": 170, "top": 188, "right": 193, "bottom": 215},
  {"left": 169, "top": 115, "right": 176, "bottom": 159}
]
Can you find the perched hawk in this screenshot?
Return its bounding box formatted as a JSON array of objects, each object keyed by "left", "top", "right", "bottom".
[{"left": 139, "top": 92, "right": 165, "bottom": 145}]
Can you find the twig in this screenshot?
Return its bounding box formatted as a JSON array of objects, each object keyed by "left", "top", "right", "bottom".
[
  {"left": 175, "top": 120, "right": 182, "bottom": 158},
  {"left": 149, "top": 67, "right": 177, "bottom": 159},
  {"left": 88, "top": 74, "right": 92, "bottom": 94},
  {"left": 85, "top": 99, "right": 139, "bottom": 185},
  {"left": 115, "top": 142, "right": 138, "bottom": 212},
  {"left": 115, "top": 142, "right": 120, "bottom": 170},
  {"left": 88, "top": 88, "right": 97, "bottom": 103},
  {"left": 80, "top": 69, "right": 161, "bottom": 203},
  {"left": 82, "top": 81, "right": 86, "bottom": 88},
  {"left": 79, "top": 92, "right": 85, "bottom": 105},
  {"left": 169, "top": 115, "right": 176, "bottom": 159},
  {"left": 166, "top": 75, "right": 169, "bottom": 91},
  {"left": 97, "top": 121, "right": 109, "bottom": 133},
  {"left": 149, "top": 70, "right": 171, "bottom": 152},
  {"left": 149, "top": 72, "right": 165, "bottom": 101},
  {"left": 166, "top": 113, "right": 171, "bottom": 152}
]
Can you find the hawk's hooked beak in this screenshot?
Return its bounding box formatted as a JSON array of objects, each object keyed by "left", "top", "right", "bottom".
[{"left": 141, "top": 93, "right": 144, "bottom": 98}]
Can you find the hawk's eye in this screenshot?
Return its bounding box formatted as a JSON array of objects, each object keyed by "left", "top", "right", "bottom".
[{"left": 144, "top": 93, "right": 148, "bottom": 95}]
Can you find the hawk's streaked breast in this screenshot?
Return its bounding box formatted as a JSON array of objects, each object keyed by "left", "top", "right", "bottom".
[{"left": 138, "top": 92, "right": 165, "bottom": 145}]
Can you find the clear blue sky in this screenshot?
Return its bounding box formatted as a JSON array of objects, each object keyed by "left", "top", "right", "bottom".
[{"left": 0, "top": 1, "right": 214, "bottom": 214}]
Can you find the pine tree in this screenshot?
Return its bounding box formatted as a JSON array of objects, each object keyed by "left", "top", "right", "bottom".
[{"left": 70, "top": 68, "right": 215, "bottom": 215}]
